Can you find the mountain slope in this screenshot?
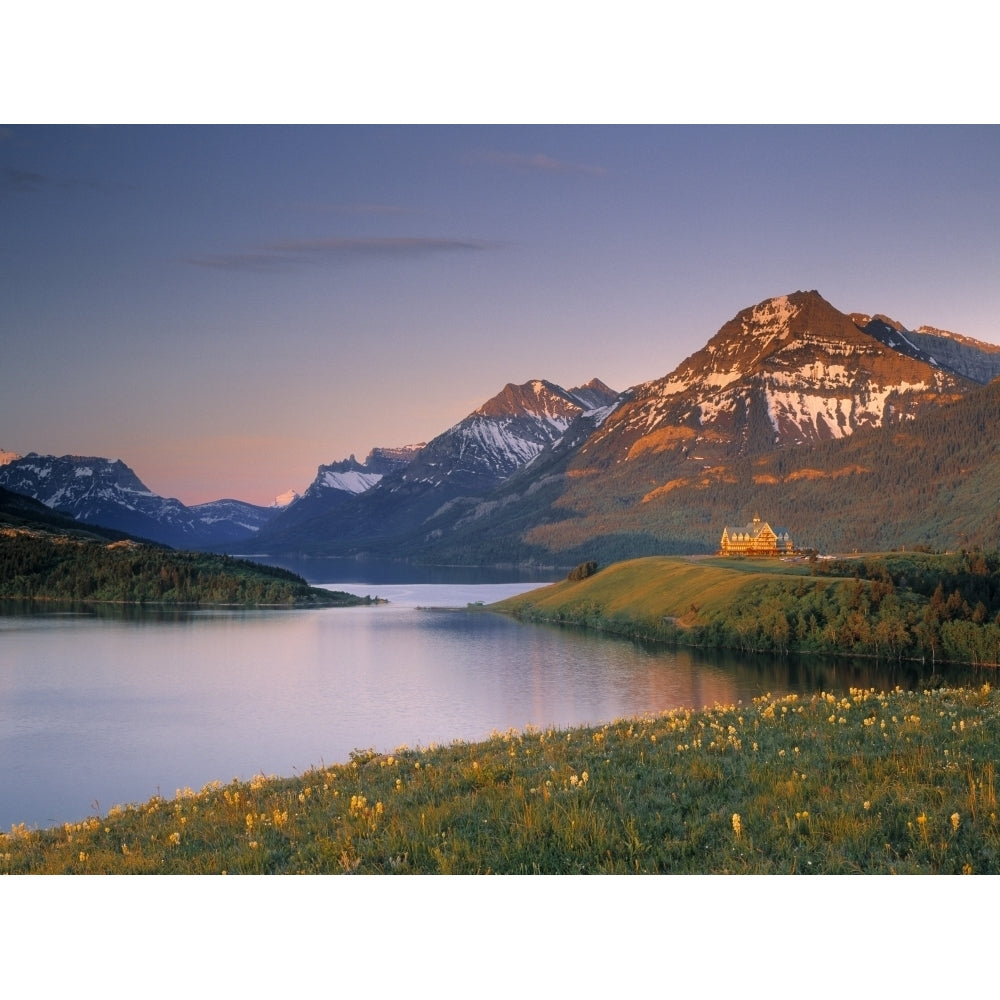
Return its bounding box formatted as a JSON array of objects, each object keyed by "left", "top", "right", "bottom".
[
  {"left": 0, "top": 484, "right": 139, "bottom": 542},
  {"left": 856, "top": 314, "right": 1000, "bottom": 384},
  {"left": 398, "top": 292, "right": 999, "bottom": 564},
  {"left": 413, "top": 376, "right": 1000, "bottom": 564},
  {"left": 586, "top": 291, "right": 972, "bottom": 471},
  {"left": 189, "top": 498, "right": 281, "bottom": 543},
  {"left": 252, "top": 378, "right": 619, "bottom": 554},
  {"left": 0, "top": 455, "right": 277, "bottom": 549}
]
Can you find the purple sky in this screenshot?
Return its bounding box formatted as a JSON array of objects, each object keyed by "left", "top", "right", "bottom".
[{"left": 2, "top": 124, "right": 999, "bottom": 505}]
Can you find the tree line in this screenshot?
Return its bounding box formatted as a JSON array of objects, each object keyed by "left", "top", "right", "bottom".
[
  {"left": 509, "top": 549, "right": 1000, "bottom": 668},
  {"left": 0, "top": 533, "right": 365, "bottom": 607}
]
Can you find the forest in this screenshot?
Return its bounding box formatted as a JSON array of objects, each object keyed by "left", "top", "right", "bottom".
[
  {"left": 697, "top": 552, "right": 1000, "bottom": 666},
  {"left": 0, "top": 531, "right": 368, "bottom": 607}
]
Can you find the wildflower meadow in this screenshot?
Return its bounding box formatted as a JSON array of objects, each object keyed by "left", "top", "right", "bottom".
[{"left": 4, "top": 684, "right": 998, "bottom": 874}]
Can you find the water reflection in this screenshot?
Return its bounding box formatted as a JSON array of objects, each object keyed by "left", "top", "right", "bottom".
[
  {"left": 235, "top": 554, "right": 560, "bottom": 586},
  {"left": 0, "top": 589, "right": 979, "bottom": 831}
]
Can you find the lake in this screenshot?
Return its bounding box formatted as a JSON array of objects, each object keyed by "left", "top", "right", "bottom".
[{"left": 0, "top": 563, "right": 934, "bottom": 831}]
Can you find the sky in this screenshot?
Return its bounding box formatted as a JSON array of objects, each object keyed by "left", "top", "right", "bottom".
[{"left": 2, "top": 123, "right": 999, "bottom": 505}]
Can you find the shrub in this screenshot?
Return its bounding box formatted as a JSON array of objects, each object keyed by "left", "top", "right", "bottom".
[{"left": 567, "top": 560, "right": 598, "bottom": 582}]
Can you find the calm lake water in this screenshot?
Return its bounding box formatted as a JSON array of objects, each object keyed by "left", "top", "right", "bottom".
[{"left": 0, "top": 562, "right": 941, "bottom": 831}]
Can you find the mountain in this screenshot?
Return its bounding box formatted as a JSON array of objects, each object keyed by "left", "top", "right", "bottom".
[
  {"left": 11, "top": 291, "right": 997, "bottom": 564},
  {"left": 256, "top": 444, "right": 427, "bottom": 543},
  {"left": 0, "top": 483, "right": 139, "bottom": 542},
  {"left": 379, "top": 291, "right": 999, "bottom": 564},
  {"left": 252, "top": 378, "right": 619, "bottom": 554},
  {"left": 189, "top": 498, "right": 281, "bottom": 544},
  {"left": 0, "top": 454, "right": 278, "bottom": 549},
  {"left": 855, "top": 314, "right": 1000, "bottom": 385},
  {"left": 394, "top": 378, "right": 618, "bottom": 491},
  {"left": 586, "top": 291, "right": 973, "bottom": 469},
  {"left": 307, "top": 444, "right": 425, "bottom": 498}
]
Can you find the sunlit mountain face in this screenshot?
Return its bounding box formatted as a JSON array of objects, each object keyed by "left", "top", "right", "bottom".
[{"left": 6, "top": 291, "right": 999, "bottom": 563}]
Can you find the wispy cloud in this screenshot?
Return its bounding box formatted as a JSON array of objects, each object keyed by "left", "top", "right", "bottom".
[
  {"left": 0, "top": 165, "right": 125, "bottom": 197},
  {"left": 182, "top": 236, "right": 498, "bottom": 271},
  {"left": 292, "top": 202, "right": 417, "bottom": 216},
  {"left": 0, "top": 166, "right": 49, "bottom": 193},
  {"left": 465, "top": 149, "right": 608, "bottom": 176}
]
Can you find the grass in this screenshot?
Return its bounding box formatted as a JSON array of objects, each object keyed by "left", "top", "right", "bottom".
[
  {"left": 494, "top": 553, "right": 1000, "bottom": 664},
  {"left": 4, "top": 683, "right": 998, "bottom": 874},
  {"left": 495, "top": 555, "right": 809, "bottom": 631}
]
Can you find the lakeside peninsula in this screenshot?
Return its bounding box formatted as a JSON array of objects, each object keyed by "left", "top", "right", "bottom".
[
  {"left": 494, "top": 551, "right": 1000, "bottom": 668},
  {"left": 0, "top": 529, "right": 372, "bottom": 608}
]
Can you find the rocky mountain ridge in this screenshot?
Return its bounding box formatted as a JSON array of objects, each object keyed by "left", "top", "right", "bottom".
[
  {"left": 0, "top": 455, "right": 276, "bottom": 549},
  {"left": 304, "top": 444, "right": 426, "bottom": 500},
  {"left": 855, "top": 314, "right": 1000, "bottom": 385},
  {"left": 252, "top": 377, "right": 620, "bottom": 552}
]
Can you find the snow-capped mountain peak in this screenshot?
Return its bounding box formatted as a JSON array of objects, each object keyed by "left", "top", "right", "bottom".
[
  {"left": 271, "top": 489, "right": 300, "bottom": 508},
  {"left": 400, "top": 377, "right": 620, "bottom": 490},
  {"left": 592, "top": 290, "right": 974, "bottom": 462}
]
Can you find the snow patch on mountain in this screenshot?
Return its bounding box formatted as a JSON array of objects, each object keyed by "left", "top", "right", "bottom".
[
  {"left": 320, "top": 469, "right": 383, "bottom": 494},
  {"left": 304, "top": 446, "right": 422, "bottom": 500},
  {"left": 398, "top": 378, "right": 622, "bottom": 490}
]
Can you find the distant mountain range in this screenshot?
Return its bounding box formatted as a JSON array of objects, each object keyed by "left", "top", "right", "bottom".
[
  {"left": 0, "top": 454, "right": 282, "bottom": 549},
  {"left": 3, "top": 290, "right": 998, "bottom": 561}
]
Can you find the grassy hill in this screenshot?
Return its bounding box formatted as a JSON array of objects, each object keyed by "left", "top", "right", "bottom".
[
  {"left": 495, "top": 552, "right": 1000, "bottom": 666},
  {"left": 496, "top": 555, "right": 798, "bottom": 626}
]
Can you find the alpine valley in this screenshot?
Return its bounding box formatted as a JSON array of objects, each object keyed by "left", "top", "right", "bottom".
[{"left": 4, "top": 290, "right": 1000, "bottom": 563}]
